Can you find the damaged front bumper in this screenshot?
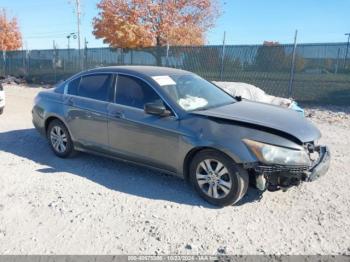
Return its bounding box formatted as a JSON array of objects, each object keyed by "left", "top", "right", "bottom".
[
  {"left": 252, "top": 146, "right": 330, "bottom": 191},
  {"left": 304, "top": 146, "right": 330, "bottom": 182}
]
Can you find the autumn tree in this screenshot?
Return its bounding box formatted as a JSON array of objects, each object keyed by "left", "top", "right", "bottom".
[
  {"left": 0, "top": 10, "right": 22, "bottom": 51},
  {"left": 93, "top": 0, "right": 220, "bottom": 65}
]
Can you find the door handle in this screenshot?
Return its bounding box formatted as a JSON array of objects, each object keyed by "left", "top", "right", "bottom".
[{"left": 111, "top": 111, "right": 124, "bottom": 119}]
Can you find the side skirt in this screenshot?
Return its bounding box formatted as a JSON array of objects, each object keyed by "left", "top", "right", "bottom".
[{"left": 74, "top": 145, "right": 184, "bottom": 179}]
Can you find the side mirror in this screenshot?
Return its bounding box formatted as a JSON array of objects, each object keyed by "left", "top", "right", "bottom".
[{"left": 144, "top": 102, "right": 171, "bottom": 117}]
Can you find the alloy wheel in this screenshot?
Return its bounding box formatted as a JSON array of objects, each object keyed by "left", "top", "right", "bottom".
[
  {"left": 195, "top": 159, "right": 233, "bottom": 199},
  {"left": 50, "top": 126, "right": 68, "bottom": 153}
]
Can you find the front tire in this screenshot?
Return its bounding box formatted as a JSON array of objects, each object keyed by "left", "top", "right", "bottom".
[
  {"left": 47, "top": 119, "right": 75, "bottom": 158},
  {"left": 189, "top": 149, "right": 249, "bottom": 206}
]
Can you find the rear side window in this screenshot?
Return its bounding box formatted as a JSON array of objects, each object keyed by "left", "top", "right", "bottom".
[
  {"left": 78, "top": 74, "right": 112, "bottom": 102},
  {"left": 116, "top": 75, "right": 161, "bottom": 109},
  {"left": 67, "top": 77, "right": 80, "bottom": 95}
]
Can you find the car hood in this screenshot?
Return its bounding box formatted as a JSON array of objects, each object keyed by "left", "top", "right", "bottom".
[{"left": 193, "top": 100, "right": 321, "bottom": 143}]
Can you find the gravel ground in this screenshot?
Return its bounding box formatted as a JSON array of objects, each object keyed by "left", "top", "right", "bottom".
[{"left": 0, "top": 84, "right": 349, "bottom": 255}]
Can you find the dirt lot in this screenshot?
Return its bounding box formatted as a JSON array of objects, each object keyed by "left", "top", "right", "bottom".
[{"left": 0, "top": 84, "right": 349, "bottom": 255}]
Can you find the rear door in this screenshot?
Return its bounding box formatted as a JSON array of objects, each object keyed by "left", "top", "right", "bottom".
[{"left": 64, "top": 73, "right": 114, "bottom": 151}]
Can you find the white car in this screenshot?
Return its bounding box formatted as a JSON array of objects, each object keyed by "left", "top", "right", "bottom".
[{"left": 0, "top": 83, "right": 5, "bottom": 114}]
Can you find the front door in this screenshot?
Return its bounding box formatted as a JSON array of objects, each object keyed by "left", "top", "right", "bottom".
[{"left": 107, "top": 74, "right": 180, "bottom": 172}]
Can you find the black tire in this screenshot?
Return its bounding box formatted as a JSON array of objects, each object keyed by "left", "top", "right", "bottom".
[
  {"left": 47, "top": 119, "right": 75, "bottom": 158},
  {"left": 0, "top": 107, "right": 3, "bottom": 115},
  {"left": 189, "top": 149, "right": 249, "bottom": 206}
]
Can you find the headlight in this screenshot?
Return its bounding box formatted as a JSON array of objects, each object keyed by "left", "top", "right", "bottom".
[{"left": 243, "top": 139, "right": 311, "bottom": 166}]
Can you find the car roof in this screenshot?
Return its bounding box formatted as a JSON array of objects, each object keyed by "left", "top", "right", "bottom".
[{"left": 85, "top": 66, "right": 191, "bottom": 77}]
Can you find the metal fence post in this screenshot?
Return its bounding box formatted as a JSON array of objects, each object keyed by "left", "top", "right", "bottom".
[
  {"left": 130, "top": 49, "right": 133, "bottom": 65},
  {"left": 220, "top": 31, "right": 226, "bottom": 81},
  {"left": 344, "top": 33, "right": 350, "bottom": 69},
  {"left": 53, "top": 41, "right": 57, "bottom": 83},
  {"left": 288, "top": 30, "right": 298, "bottom": 98},
  {"left": 84, "top": 38, "right": 88, "bottom": 69},
  {"left": 0, "top": 51, "right": 3, "bottom": 76},
  {"left": 26, "top": 50, "right": 30, "bottom": 78},
  {"left": 2, "top": 51, "right": 6, "bottom": 76},
  {"left": 166, "top": 43, "right": 170, "bottom": 66},
  {"left": 335, "top": 48, "right": 340, "bottom": 74}
]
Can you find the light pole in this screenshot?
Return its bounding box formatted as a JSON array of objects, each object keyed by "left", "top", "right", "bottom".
[
  {"left": 67, "top": 33, "right": 77, "bottom": 68},
  {"left": 344, "top": 33, "right": 350, "bottom": 69},
  {"left": 66, "top": 33, "right": 77, "bottom": 69},
  {"left": 67, "top": 35, "right": 71, "bottom": 50},
  {"left": 66, "top": 33, "right": 77, "bottom": 50}
]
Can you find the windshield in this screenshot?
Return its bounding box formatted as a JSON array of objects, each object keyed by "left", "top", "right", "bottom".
[{"left": 152, "top": 74, "right": 235, "bottom": 111}]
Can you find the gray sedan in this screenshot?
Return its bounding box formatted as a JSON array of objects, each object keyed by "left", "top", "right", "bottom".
[{"left": 32, "top": 66, "right": 330, "bottom": 206}]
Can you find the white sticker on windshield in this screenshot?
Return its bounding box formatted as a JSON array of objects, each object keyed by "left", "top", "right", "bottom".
[
  {"left": 178, "top": 95, "right": 208, "bottom": 111},
  {"left": 152, "top": 76, "right": 176, "bottom": 86}
]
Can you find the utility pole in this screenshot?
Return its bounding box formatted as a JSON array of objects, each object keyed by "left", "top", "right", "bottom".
[{"left": 344, "top": 33, "right": 350, "bottom": 69}]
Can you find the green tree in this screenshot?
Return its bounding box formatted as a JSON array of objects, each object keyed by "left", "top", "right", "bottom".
[
  {"left": 255, "top": 41, "right": 286, "bottom": 72},
  {"left": 283, "top": 54, "right": 305, "bottom": 72},
  {"left": 182, "top": 47, "right": 221, "bottom": 72}
]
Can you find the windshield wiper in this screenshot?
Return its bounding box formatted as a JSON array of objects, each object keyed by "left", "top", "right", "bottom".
[{"left": 235, "top": 96, "right": 242, "bottom": 101}]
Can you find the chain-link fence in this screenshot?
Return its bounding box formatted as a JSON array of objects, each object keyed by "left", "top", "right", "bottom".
[{"left": 1, "top": 43, "right": 349, "bottom": 105}]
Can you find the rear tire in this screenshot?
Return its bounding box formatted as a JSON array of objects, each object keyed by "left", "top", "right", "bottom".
[
  {"left": 189, "top": 149, "right": 249, "bottom": 206},
  {"left": 47, "top": 119, "right": 75, "bottom": 158}
]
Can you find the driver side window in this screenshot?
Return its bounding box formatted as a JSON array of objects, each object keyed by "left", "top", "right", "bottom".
[{"left": 115, "top": 75, "right": 162, "bottom": 109}]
